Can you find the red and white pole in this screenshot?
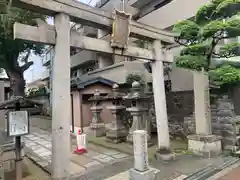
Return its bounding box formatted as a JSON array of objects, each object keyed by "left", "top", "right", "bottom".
[{"left": 75, "top": 129, "right": 87, "bottom": 154}]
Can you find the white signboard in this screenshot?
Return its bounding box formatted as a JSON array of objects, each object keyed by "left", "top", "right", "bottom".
[{"left": 7, "top": 111, "right": 29, "bottom": 137}]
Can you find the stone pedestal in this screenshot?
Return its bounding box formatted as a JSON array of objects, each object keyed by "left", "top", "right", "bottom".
[
  {"left": 155, "top": 150, "right": 175, "bottom": 161},
  {"left": 188, "top": 134, "right": 222, "bottom": 158},
  {"left": 90, "top": 106, "right": 106, "bottom": 137},
  {"left": 106, "top": 106, "right": 128, "bottom": 143},
  {"left": 129, "top": 130, "right": 158, "bottom": 180},
  {"left": 129, "top": 168, "right": 157, "bottom": 180}
]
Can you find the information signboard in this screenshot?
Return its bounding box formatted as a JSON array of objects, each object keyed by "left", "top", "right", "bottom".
[{"left": 7, "top": 111, "right": 29, "bottom": 137}]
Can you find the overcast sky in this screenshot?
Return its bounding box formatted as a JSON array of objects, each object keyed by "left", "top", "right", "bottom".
[{"left": 23, "top": 0, "right": 99, "bottom": 83}]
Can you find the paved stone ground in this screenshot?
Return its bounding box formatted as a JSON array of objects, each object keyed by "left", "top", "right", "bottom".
[
  {"left": 23, "top": 127, "right": 130, "bottom": 178},
  {"left": 76, "top": 154, "right": 236, "bottom": 180},
  {"left": 26, "top": 116, "right": 240, "bottom": 180},
  {"left": 215, "top": 164, "right": 240, "bottom": 180}
]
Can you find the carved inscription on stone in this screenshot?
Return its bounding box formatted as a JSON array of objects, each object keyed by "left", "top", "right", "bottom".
[
  {"left": 204, "top": 89, "right": 211, "bottom": 126},
  {"left": 133, "top": 130, "right": 148, "bottom": 172}
]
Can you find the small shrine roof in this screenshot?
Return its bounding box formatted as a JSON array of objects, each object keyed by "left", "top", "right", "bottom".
[
  {"left": 0, "top": 96, "right": 42, "bottom": 110},
  {"left": 71, "top": 76, "right": 117, "bottom": 89}
]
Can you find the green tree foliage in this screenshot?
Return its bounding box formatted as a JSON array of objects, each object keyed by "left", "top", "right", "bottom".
[
  {"left": 173, "top": 0, "right": 240, "bottom": 87},
  {"left": 126, "top": 74, "right": 145, "bottom": 86},
  {"left": 0, "top": 0, "right": 46, "bottom": 96},
  {"left": 27, "top": 87, "right": 49, "bottom": 97}
]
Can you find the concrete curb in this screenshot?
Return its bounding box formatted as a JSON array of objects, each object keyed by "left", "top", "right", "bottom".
[
  {"left": 88, "top": 139, "right": 133, "bottom": 156},
  {"left": 206, "top": 161, "right": 240, "bottom": 180}
]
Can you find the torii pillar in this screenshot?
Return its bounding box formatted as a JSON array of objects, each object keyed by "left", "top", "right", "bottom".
[
  {"left": 51, "top": 13, "right": 71, "bottom": 180},
  {"left": 152, "top": 40, "right": 175, "bottom": 161}
]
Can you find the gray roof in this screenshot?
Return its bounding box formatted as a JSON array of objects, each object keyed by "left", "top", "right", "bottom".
[{"left": 71, "top": 75, "right": 117, "bottom": 89}]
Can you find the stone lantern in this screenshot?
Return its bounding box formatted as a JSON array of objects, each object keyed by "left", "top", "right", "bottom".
[
  {"left": 124, "top": 81, "right": 151, "bottom": 143},
  {"left": 104, "top": 84, "right": 128, "bottom": 143},
  {"left": 89, "top": 90, "right": 106, "bottom": 137}
]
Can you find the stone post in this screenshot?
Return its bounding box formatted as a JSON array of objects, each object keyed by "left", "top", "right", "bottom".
[
  {"left": 124, "top": 82, "right": 150, "bottom": 143},
  {"left": 89, "top": 90, "right": 106, "bottom": 137},
  {"left": 194, "top": 70, "right": 212, "bottom": 135},
  {"left": 51, "top": 13, "right": 71, "bottom": 180},
  {"left": 0, "top": 81, "right": 5, "bottom": 102},
  {"left": 129, "top": 130, "right": 158, "bottom": 180},
  {"left": 105, "top": 84, "right": 128, "bottom": 143},
  {"left": 188, "top": 70, "right": 222, "bottom": 158},
  {"left": 97, "top": 29, "right": 112, "bottom": 68},
  {"left": 152, "top": 40, "right": 174, "bottom": 161}
]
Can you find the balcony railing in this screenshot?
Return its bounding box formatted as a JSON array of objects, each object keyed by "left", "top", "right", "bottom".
[
  {"left": 41, "top": 69, "right": 50, "bottom": 80},
  {"left": 42, "top": 47, "right": 54, "bottom": 66}
]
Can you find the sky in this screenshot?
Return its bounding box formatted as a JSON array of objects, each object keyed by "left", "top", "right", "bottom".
[{"left": 23, "top": 0, "right": 99, "bottom": 83}]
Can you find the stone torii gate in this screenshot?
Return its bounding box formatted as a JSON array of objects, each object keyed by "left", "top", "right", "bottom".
[{"left": 12, "top": 0, "right": 175, "bottom": 179}]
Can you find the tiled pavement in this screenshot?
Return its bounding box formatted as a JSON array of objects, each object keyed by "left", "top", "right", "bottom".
[
  {"left": 216, "top": 167, "right": 240, "bottom": 180},
  {"left": 22, "top": 127, "right": 130, "bottom": 178}
]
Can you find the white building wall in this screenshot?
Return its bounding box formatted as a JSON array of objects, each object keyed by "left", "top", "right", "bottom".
[{"left": 139, "top": 0, "right": 211, "bottom": 29}]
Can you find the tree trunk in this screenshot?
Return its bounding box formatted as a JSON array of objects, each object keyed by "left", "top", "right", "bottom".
[{"left": 8, "top": 71, "right": 25, "bottom": 97}]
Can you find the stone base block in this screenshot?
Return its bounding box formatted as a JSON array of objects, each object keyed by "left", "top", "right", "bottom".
[
  {"left": 188, "top": 134, "right": 222, "bottom": 158},
  {"left": 106, "top": 128, "right": 127, "bottom": 143},
  {"left": 154, "top": 150, "right": 175, "bottom": 161},
  {"left": 90, "top": 128, "right": 106, "bottom": 137},
  {"left": 90, "top": 123, "right": 106, "bottom": 137},
  {"left": 127, "top": 132, "right": 150, "bottom": 144},
  {"left": 129, "top": 168, "right": 157, "bottom": 180}
]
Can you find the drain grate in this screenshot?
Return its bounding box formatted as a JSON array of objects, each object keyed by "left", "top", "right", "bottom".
[{"left": 184, "top": 157, "right": 239, "bottom": 180}]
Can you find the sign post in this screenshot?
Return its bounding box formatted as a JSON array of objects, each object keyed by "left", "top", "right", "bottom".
[
  {"left": 7, "top": 102, "right": 29, "bottom": 180},
  {"left": 0, "top": 164, "right": 4, "bottom": 180}
]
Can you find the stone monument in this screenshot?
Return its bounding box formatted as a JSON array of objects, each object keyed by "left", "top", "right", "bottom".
[
  {"left": 188, "top": 70, "right": 222, "bottom": 158},
  {"left": 104, "top": 84, "right": 128, "bottom": 143},
  {"left": 129, "top": 130, "right": 158, "bottom": 180},
  {"left": 123, "top": 81, "right": 150, "bottom": 143},
  {"left": 214, "top": 95, "right": 240, "bottom": 151},
  {"left": 89, "top": 90, "right": 106, "bottom": 137}
]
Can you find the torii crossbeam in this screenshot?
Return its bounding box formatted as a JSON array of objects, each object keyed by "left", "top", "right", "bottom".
[
  {"left": 14, "top": 22, "right": 172, "bottom": 61},
  {"left": 13, "top": 0, "right": 175, "bottom": 42},
  {"left": 12, "top": 0, "right": 175, "bottom": 179}
]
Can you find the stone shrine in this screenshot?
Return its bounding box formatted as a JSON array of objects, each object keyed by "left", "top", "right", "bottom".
[
  {"left": 104, "top": 84, "right": 128, "bottom": 143},
  {"left": 123, "top": 81, "right": 150, "bottom": 143},
  {"left": 89, "top": 90, "right": 106, "bottom": 137}
]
